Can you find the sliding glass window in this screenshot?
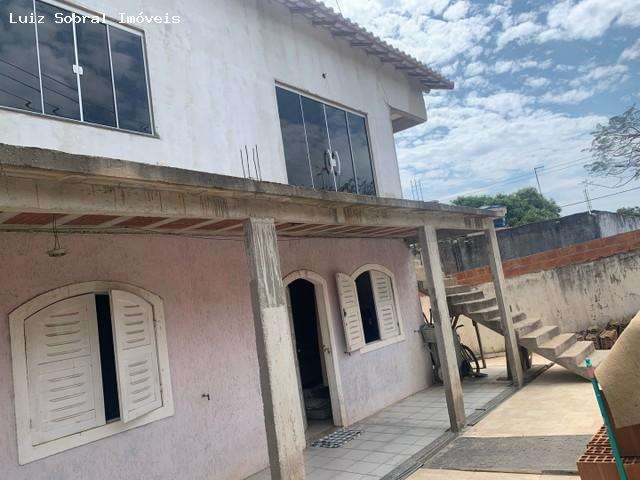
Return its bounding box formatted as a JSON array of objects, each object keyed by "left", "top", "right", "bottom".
[
  {"left": 275, "top": 86, "right": 376, "bottom": 196},
  {"left": 0, "top": 0, "right": 153, "bottom": 134}
]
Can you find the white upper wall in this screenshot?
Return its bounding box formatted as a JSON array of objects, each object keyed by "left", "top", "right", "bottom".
[{"left": 0, "top": 0, "right": 428, "bottom": 198}]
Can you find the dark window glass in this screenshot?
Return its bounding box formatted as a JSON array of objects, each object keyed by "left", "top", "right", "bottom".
[
  {"left": 0, "top": 0, "right": 41, "bottom": 112},
  {"left": 36, "top": 1, "right": 80, "bottom": 120},
  {"left": 326, "top": 105, "right": 357, "bottom": 194},
  {"left": 347, "top": 113, "right": 376, "bottom": 196},
  {"left": 109, "top": 26, "right": 151, "bottom": 133},
  {"left": 95, "top": 294, "right": 121, "bottom": 422},
  {"left": 76, "top": 21, "right": 116, "bottom": 127},
  {"left": 355, "top": 272, "right": 381, "bottom": 344},
  {"left": 276, "top": 87, "right": 312, "bottom": 188},
  {"left": 301, "top": 97, "right": 334, "bottom": 191}
]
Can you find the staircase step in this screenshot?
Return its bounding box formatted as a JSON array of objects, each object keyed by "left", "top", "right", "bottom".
[
  {"left": 512, "top": 312, "right": 527, "bottom": 323},
  {"left": 514, "top": 318, "right": 543, "bottom": 337},
  {"left": 539, "top": 333, "right": 577, "bottom": 356},
  {"left": 580, "top": 349, "right": 608, "bottom": 368},
  {"left": 452, "top": 298, "right": 497, "bottom": 314},
  {"left": 520, "top": 325, "right": 560, "bottom": 348},
  {"left": 447, "top": 290, "right": 484, "bottom": 304},
  {"left": 558, "top": 341, "right": 595, "bottom": 367},
  {"left": 471, "top": 307, "right": 501, "bottom": 322},
  {"left": 444, "top": 277, "right": 458, "bottom": 288},
  {"left": 483, "top": 319, "right": 503, "bottom": 334},
  {"left": 446, "top": 285, "right": 478, "bottom": 295}
]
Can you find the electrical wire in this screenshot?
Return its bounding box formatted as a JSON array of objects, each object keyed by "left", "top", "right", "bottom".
[
  {"left": 559, "top": 185, "right": 640, "bottom": 208},
  {"left": 439, "top": 156, "right": 592, "bottom": 201}
]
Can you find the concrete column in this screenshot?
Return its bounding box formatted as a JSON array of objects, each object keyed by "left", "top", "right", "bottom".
[
  {"left": 243, "top": 218, "right": 306, "bottom": 479},
  {"left": 419, "top": 224, "right": 466, "bottom": 432},
  {"left": 485, "top": 222, "right": 524, "bottom": 388}
]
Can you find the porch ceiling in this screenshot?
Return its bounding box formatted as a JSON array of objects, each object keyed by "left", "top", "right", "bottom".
[{"left": 0, "top": 143, "right": 496, "bottom": 240}]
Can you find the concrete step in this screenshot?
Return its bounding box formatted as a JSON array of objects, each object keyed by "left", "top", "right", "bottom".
[
  {"left": 444, "top": 277, "right": 458, "bottom": 288},
  {"left": 580, "top": 349, "right": 608, "bottom": 368},
  {"left": 470, "top": 307, "right": 501, "bottom": 323},
  {"left": 558, "top": 341, "right": 595, "bottom": 367},
  {"left": 478, "top": 318, "right": 503, "bottom": 334},
  {"left": 512, "top": 312, "right": 527, "bottom": 323},
  {"left": 447, "top": 290, "right": 484, "bottom": 304},
  {"left": 452, "top": 297, "right": 497, "bottom": 314},
  {"left": 446, "top": 285, "right": 478, "bottom": 295},
  {"left": 514, "top": 317, "right": 543, "bottom": 337},
  {"left": 539, "top": 333, "right": 578, "bottom": 357},
  {"left": 520, "top": 325, "right": 560, "bottom": 349}
]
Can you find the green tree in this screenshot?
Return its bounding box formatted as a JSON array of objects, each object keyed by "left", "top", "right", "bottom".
[
  {"left": 586, "top": 106, "right": 640, "bottom": 184},
  {"left": 617, "top": 207, "right": 640, "bottom": 217},
  {"left": 452, "top": 187, "right": 561, "bottom": 227}
]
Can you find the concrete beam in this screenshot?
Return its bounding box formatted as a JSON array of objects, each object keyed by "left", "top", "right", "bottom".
[
  {"left": 0, "top": 173, "right": 489, "bottom": 233},
  {"left": 243, "top": 218, "right": 306, "bottom": 479},
  {"left": 485, "top": 221, "right": 524, "bottom": 388},
  {"left": 418, "top": 224, "right": 466, "bottom": 432}
]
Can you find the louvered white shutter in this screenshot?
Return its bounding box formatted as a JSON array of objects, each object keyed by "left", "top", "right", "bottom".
[
  {"left": 370, "top": 270, "right": 400, "bottom": 340},
  {"left": 336, "top": 273, "right": 365, "bottom": 352},
  {"left": 25, "top": 294, "right": 105, "bottom": 445},
  {"left": 110, "top": 290, "right": 162, "bottom": 423}
]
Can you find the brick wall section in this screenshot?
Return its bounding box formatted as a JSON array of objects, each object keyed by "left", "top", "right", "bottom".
[{"left": 453, "top": 229, "right": 640, "bottom": 286}]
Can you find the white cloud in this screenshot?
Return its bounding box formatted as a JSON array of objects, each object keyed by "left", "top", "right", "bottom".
[
  {"left": 523, "top": 76, "right": 551, "bottom": 88},
  {"left": 540, "top": 88, "right": 595, "bottom": 104},
  {"left": 620, "top": 39, "right": 640, "bottom": 62},
  {"left": 443, "top": 1, "right": 469, "bottom": 21},
  {"left": 465, "top": 61, "right": 487, "bottom": 76},
  {"left": 466, "top": 92, "right": 534, "bottom": 116},
  {"left": 496, "top": 21, "right": 543, "bottom": 49},
  {"left": 493, "top": 58, "right": 553, "bottom": 74}
]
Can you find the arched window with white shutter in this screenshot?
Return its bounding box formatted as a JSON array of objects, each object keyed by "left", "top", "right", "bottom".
[
  {"left": 335, "top": 264, "right": 405, "bottom": 354},
  {"left": 9, "top": 282, "right": 174, "bottom": 465}
]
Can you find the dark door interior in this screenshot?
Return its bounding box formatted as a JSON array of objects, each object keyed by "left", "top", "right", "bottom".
[{"left": 288, "top": 279, "right": 332, "bottom": 424}]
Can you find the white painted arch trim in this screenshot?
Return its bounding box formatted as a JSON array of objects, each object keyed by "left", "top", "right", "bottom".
[
  {"left": 283, "top": 270, "right": 348, "bottom": 427},
  {"left": 350, "top": 264, "right": 406, "bottom": 354},
  {"left": 9, "top": 281, "right": 174, "bottom": 465}
]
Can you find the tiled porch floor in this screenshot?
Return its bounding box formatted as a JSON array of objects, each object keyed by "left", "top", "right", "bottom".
[{"left": 247, "top": 360, "right": 513, "bottom": 480}]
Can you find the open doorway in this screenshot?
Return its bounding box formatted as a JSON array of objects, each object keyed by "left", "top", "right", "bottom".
[{"left": 287, "top": 278, "right": 334, "bottom": 439}]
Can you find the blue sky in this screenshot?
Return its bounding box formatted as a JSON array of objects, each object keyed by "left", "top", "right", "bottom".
[{"left": 325, "top": 0, "right": 640, "bottom": 214}]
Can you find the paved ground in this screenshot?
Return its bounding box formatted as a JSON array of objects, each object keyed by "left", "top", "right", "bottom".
[
  {"left": 465, "top": 364, "right": 601, "bottom": 437},
  {"left": 247, "top": 359, "right": 512, "bottom": 480},
  {"left": 411, "top": 470, "right": 578, "bottom": 480},
  {"left": 412, "top": 363, "right": 601, "bottom": 480}
]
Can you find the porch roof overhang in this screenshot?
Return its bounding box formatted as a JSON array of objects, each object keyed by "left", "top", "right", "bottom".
[{"left": 0, "top": 143, "right": 496, "bottom": 240}]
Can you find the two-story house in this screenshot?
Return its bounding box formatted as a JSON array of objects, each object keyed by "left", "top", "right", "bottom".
[{"left": 0, "top": 1, "right": 518, "bottom": 479}]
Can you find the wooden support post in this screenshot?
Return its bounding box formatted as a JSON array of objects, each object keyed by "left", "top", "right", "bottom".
[
  {"left": 485, "top": 222, "right": 524, "bottom": 388},
  {"left": 244, "top": 218, "right": 306, "bottom": 479},
  {"left": 419, "top": 224, "right": 466, "bottom": 432}
]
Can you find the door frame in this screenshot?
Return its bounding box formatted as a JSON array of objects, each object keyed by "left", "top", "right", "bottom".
[{"left": 283, "top": 270, "right": 347, "bottom": 427}]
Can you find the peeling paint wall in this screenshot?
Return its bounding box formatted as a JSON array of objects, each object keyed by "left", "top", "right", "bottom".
[
  {"left": 0, "top": 232, "right": 428, "bottom": 479},
  {"left": 485, "top": 250, "right": 640, "bottom": 333},
  {"left": 0, "top": 0, "right": 426, "bottom": 199}
]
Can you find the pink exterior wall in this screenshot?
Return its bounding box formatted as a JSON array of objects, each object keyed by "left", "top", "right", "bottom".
[{"left": 0, "top": 232, "right": 429, "bottom": 480}]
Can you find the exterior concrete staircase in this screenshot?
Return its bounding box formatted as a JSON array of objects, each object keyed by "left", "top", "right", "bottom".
[{"left": 446, "top": 284, "right": 608, "bottom": 379}]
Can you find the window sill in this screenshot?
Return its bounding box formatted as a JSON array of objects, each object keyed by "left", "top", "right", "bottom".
[
  {"left": 359, "top": 334, "right": 405, "bottom": 354},
  {"left": 18, "top": 404, "right": 174, "bottom": 464},
  {"left": 0, "top": 105, "right": 159, "bottom": 139}
]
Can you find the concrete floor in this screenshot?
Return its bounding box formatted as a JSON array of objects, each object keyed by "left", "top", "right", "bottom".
[
  {"left": 411, "top": 469, "right": 578, "bottom": 480},
  {"left": 411, "top": 363, "right": 601, "bottom": 480},
  {"left": 465, "top": 364, "right": 601, "bottom": 437}
]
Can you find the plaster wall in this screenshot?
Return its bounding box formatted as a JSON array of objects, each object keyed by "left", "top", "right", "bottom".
[
  {"left": 0, "top": 0, "right": 427, "bottom": 198},
  {"left": 477, "top": 250, "right": 640, "bottom": 333},
  {"left": 0, "top": 232, "right": 429, "bottom": 480}
]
